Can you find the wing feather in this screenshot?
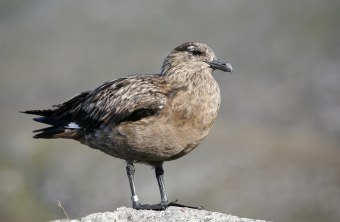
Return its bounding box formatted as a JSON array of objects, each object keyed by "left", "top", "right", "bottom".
[{"left": 70, "top": 75, "right": 169, "bottom": 130}]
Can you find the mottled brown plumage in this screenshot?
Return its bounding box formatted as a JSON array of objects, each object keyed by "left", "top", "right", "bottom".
[{"left": 22, "top": 42, "right": 232, "bottom": 210}]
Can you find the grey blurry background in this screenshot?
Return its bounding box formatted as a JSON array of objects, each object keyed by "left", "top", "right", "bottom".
[{"left": 1, "top": 1, "right": 340, "bottom": 221}]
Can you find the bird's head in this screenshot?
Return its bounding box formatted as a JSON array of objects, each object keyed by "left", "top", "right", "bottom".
[{"left": 161, "top": 42, "right": 232, "bottom": 76}]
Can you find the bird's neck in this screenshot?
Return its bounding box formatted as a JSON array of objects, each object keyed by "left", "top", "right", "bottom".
[
  {"left": 165, "top": 66, "right": 221, "bottom": 129},
  {"left": 164, "top": 65, "right": 218, "bottom": 94}
]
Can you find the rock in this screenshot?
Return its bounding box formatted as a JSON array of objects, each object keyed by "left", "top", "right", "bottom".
[{"left": 51, "top": 207, "right": 268, "bottom": 222}]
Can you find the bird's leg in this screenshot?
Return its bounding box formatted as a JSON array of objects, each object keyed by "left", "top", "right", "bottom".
[
  {"left": 154, "top": 163, "right": 204, "bottom": 210},
  {"left": 126, "top": 161, "right": 140, "bottom": 209},
  {"left": 155, "top": 163, "right": 168, "bottom": 208},
  {"left": 126, "top": 161, "right": 203, "bottom": 210},
  {"left": 126, "top": 161, "right": 166, "bottom": 210}
]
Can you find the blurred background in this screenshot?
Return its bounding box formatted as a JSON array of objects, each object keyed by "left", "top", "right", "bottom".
[{"left": 1, "top": 1, "right": 340, "bottom": 221}]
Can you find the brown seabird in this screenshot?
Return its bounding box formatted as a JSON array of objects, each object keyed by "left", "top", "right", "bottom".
[{"left": 22, "top": 42, "right": 233, "bottom": 210}]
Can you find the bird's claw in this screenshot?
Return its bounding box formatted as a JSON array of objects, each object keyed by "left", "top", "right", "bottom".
[
  {"left": 133, "top": 202, "right": 167, "bottom": 210},
  {"left": 133, "top": 200, "right": 203, "bottom": 211},
  {"left": 167, "top": 199, "right": 204, "bottom": 210}
]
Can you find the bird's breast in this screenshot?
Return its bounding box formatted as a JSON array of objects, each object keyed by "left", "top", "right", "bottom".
[{"left": 170, "top": 74, "right": 221, "bottom": 131}]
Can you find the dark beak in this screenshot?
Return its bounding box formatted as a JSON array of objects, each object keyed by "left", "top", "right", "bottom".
[{"left": 206, "top": 58, "right": 233, "bottom": 73}]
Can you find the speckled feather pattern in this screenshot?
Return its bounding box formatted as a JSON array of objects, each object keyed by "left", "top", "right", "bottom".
[{"left": 24, "top": 42, "right": 230, "bottom": 165}]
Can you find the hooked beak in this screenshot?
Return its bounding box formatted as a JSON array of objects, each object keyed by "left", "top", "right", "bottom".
[{"left": 206, "top": 58, "right": 233, "bottom": 73}]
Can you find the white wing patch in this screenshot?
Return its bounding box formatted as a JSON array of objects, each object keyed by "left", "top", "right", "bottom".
[{"left": 66, "top": 122, "right": 80, "bottom": 129}]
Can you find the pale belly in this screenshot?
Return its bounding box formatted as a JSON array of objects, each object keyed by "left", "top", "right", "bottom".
[{"left": 80, "top": 112, "right": 215, "bottom": 163}]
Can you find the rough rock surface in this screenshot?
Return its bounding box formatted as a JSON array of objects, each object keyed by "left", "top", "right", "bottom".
[{"left": 52, "top": 207, "right": 268, "bottom": 222}]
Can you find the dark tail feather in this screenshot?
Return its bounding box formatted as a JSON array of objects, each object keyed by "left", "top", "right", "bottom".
[
  {"left": 22, "top": 91, "right": 90, "bottom": 139},
  {"left": 33, "top": 127, "right": 65, "bottom": 138},
  {"left": 20, "top": 109, "right": 55, "bottom": 116},
  {"left": 33, "top": 116, "right": 69, "bottom": 126},
  {"left": 22, "top": 109, "right": 80, "bottom": 139}
]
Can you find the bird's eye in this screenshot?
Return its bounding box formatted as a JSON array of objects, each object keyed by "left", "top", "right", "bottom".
[{"left": 191, "top": 49, "right": 201, "bottom": 56}]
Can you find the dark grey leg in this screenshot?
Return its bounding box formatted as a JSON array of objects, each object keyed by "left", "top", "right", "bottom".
[
  {"left": 154, "top": 163, "right": 204, "bottom": 210},
  {"left": 125, "top": 161, "right": 203, "bottom": 210},
  {"left": 155, "top": 163, "right": 168, "bottom": 207},
  {"left": 126, "top": 161, "right": 140, "bottom": 209},
  {"left": 125, "top": 161, "right": 167, "bottom": 210}
]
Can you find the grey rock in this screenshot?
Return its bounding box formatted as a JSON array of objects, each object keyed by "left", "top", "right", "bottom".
[{"left": 52, "top": 207, "right": 268, "bottom": 222}]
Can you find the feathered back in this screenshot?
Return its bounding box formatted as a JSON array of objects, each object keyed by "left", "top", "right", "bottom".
[{"left": 22, "top": 75, "right": 172, "bottom": 139}]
